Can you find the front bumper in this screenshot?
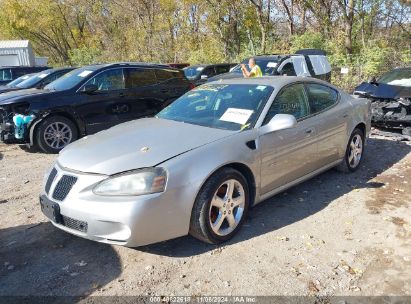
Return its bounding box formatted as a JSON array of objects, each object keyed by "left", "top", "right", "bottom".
[{"left": 40, "top": 163, "right": 193, "bottom": 247}]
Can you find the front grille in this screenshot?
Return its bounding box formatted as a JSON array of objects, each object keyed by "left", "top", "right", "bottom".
[
  {"left": 45, "top": 168, "right": 58, "bottom": 194},
  {"left": 52, "top": 175, "right": 77, "bottom": 201},
  {"left": 62, "top": 215, "right": 88, "bottom": 232}
]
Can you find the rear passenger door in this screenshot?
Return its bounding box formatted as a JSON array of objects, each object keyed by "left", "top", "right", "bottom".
[
  {"left": 123, "top": 67, "right": 164, "bottom": 121},
  {"left": 305, "top": 83, "right": 347, "bottom": 165}
]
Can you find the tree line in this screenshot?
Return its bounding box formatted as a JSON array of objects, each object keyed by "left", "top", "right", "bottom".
[{"left": 0, "top": 0, "right": 410, "bottom": 89}]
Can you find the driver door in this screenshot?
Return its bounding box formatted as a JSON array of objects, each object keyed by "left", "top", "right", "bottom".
[
  {"left": 76, "top": 68, "right": 127, "bottom": 134},
  {"left": 259, "top": 83, "right": 318, "bottom": 195}
]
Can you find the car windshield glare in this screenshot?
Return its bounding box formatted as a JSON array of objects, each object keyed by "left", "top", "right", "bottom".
[
  {"left": 378, "top": 69, "right": 411, "bottom": 87},
  {"left": 44, "top": 67, "right": 96, "bottom": 91},
  {"left": 157, "top": 83, "right": 274, "bottom": 131},
  {"left": 16, "top": 71, "right": 51, "bottom": 88}
]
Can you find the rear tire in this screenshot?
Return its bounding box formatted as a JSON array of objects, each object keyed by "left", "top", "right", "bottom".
[
  {"left": 36, "top": 116, "right": 78, "bottom": 153},
  {"left": 336, "top": 128, "right": 364, "bottom": 173},
  {"left": 189, "top": 168, "right": 249, "bottom": 244}
]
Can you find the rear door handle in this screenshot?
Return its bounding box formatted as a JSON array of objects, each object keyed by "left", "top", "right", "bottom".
[{"left": 119, "top": 92, "right": 125, "bottom": 98}]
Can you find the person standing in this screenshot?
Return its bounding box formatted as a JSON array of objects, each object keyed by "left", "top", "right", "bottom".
[{"left": 241, "top": 57, "right": 263, "bottom": 78}]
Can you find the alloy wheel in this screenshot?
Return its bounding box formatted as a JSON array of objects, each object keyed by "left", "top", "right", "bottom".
[
  {"left": 348, "top": 134, "right": 363, "bottom": 168},
  {"left": 43, "top": 122, "right": 73, "bottom": 150},
  {"left": 209, "top": 179, "right": 245, "bottom": 236}
]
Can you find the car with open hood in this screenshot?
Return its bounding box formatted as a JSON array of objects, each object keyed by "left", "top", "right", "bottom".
[
  {"left": 40, "top": 76, "right": 370, "bottom": 247},
  {"left": 353, "top": 67, "right": 411, "bottom": 135},
  {"left": 0, "top": 63, "right": 192, "bottom": 153}
]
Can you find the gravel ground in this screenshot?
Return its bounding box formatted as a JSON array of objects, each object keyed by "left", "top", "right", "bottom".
[{"left": 0, "top": 130, "right": 411, "bottom": 297}]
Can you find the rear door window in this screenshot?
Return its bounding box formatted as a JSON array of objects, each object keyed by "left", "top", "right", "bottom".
[
  {"left": 86, "top": 68, "right": 125, "bottom": 91},
  {"left": 305, "top": 83, "right": 338, "bottom": 113},
  {"left": 126, "top": 68, "right": 157, "bottom": 88}
]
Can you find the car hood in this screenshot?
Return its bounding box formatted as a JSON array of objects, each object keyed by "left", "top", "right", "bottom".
[
  {"left": 0, "top": 87, "right": 19, "bottom": 94},
  {"left": 354, "top": 82, "right": 411, "bottom": 99},
  {"left": 58, "top": 118, "right": 236, "bottom": 175},
  {"left": 0, "top": 88, "right": 49, "bottom": 105}
]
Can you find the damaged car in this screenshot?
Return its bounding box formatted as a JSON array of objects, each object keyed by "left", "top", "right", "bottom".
[
  {"left": 353, "top": 67, "right": 411, "bottom": 135},
  {"left": 40, "top": 77, "right": 370, "bottom": 247},
  {"left": 0, "top": 63, "right": 192, "bottom": 153}
]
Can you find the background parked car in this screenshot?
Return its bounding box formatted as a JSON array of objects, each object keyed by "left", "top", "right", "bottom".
[
  {"left": 0, "top": 73, "right": 36, "bottom": 92},
  {"left": 0, "top": 66, "right": 50, "bottom": 85},
  {"left": 353, "top": 67, "right": 411, "bottom": 135},
  {"left": 0, "top": 68, "right": 73, "bottom": 94},
  {"left": 208, "top": 49, "right": 331, "bottom": 82},
  {"left": 183, "top": 63, "right": 236, "bottom": 86},
  {"left": 0, "top": 63, "right": 193, "bottom": 153}
]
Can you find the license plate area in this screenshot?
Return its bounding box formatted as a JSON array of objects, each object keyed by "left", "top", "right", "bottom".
[{"left": 40, "top": 195, "right": 63, "bottom": 224}]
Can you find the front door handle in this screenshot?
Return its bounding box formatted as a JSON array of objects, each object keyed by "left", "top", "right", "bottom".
[
  {"left": 305, "top": 128, "right": 313, "bottom": 134},
  {"left": 119, "top": 92, "right": 125, "bottom": 98}
]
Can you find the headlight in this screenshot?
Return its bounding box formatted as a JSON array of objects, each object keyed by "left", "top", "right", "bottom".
[{"left": 93, "top": 168, "right": 167, "bottom": 196}]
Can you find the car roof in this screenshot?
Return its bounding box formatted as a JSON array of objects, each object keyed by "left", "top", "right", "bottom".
[
  {"left": 187, "top": 63, "right": 233, "bottom": 68},
  {"left": 81, "top": 62, "right": 176, "bottom": 70},
  {"left": 207, "top": 76, "right": 337, "bottom": 89}
]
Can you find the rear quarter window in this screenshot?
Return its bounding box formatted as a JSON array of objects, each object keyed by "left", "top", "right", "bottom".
[{"left": 305, "top": 83, "right": 338, "bottom": 113}]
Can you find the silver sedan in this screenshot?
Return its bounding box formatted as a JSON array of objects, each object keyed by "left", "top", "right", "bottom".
[{"left": 40, "top": 77, "right": 371, "bottom": 246}]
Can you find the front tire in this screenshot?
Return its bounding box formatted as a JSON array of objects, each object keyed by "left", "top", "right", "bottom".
[
  {"left": 36, "top": 116, "right": 78, "bottom": 153},
  {"left": 336, "top": 128, "right": 365, "bottom": 173},
  {"left": 189, "top": 168, "right": 249, "bottom": 244}
]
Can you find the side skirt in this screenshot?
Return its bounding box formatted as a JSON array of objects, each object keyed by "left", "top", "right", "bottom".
[{"left": 256, "top": 159, "right": 343, "bottom": 204}]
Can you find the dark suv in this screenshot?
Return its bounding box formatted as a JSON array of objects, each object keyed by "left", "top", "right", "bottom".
[
  {"left": 183, "top": 63, "right": 236, "bottom": 86},
  {"left": 0, "top": 68, "right": 74, "bottom": 94},
  {"left": 0, "top": 63, "right": 192, "bottom": 153},
  {"left": 0, "top": 66, "right": 50, "bottom": 85}
]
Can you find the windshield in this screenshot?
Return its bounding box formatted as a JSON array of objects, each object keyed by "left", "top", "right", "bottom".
[
  {"left": 6, "top": 74, "right": 34, "bottom": 87},
  {"left": 230, "top": 58, "right": 280, "bottom": 76},
  {"left": 183, "top": 66, "right": 204, "bottom": 80},
  {"left": 16, "top": 71, "right": 52, "bottom": 89},
  {"left": 157, "top": 84, "right": 274, "bottom": 131},
  {"left": 44, "top": 67, "right": 97, "bottom": 91},
  {"left": 378, "top": 68, "right": 411, "bottom": 87}
]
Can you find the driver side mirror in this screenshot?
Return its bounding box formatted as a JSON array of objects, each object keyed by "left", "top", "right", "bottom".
[
  {"left": 260, "top": 114, "right": 297, "bottom": 134},
  {"left": 82, "top": 84, "right": 98, "bottom": 94}
]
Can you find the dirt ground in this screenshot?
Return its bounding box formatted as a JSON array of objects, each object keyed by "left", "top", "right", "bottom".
[{"left": 0, "top": 129, "right": 411, "bottom": 297}]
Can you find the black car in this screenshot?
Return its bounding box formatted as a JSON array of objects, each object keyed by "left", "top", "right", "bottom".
[
  {"left": 353, "top": 67, "right": 411, "bottom": 134},
  {"left": 0, "top": 66, "right": 50, "bottom": 85},
  {"left": 208, "top": 49, "right": 332, "bottom": 82},
  {"left": 0, "top": 68, "right": 73, "bottom": 94},
  {"left": 183, "top": 63, "right": 235, "bottom": 86},
  {"left": 0, "top": 63, "right": 193, "bottom": 153}
]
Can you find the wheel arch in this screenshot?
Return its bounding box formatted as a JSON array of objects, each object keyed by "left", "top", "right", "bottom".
[
  {"left": 195, "top": 162, "right": 257, "bottom": 208},
  {"left": 29, "top": 111, "right": 82, "bottom": 146},
  {"left": 354, "top": 122, "right": 366, "bottom": 137}
]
